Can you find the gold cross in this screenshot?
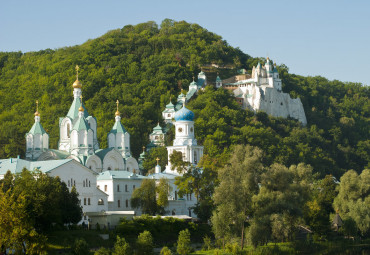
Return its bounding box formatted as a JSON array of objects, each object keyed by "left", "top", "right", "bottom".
[
  {"left": 75, "top": 65, "right": 79, "bottom": 80},
  {"left": 116, "top": 100, "right": 119, "bottom": 112},
  {"left": 36, "top": 100, "right": 39, "bottom": 111},
  {"left": 156, "top": 157, "right": 160, "bottom": 164}
]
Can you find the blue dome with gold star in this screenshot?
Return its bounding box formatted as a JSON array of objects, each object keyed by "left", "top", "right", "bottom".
[{"left": 174, "top": 106, "right": 194, "bottom": 121}]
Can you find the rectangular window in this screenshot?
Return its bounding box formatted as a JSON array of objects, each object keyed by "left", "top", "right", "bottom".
[
  {"left": 88, "top": 198, "right": 91, "bottom": 205},
  {"left": 133, "top": 185, "right": 136, "bottom": 190},
  {"left": 126, "top": 200, "right": 129, "bottom": 208},
  {"left": 104, "top": 185, "right": 107, "bottom": 192},
  {"left": 84, "top": 198, "right": 86, "bottom": 205},
  {"left": 117, "top": 184, "right": 120, "bottom": 192},
  {"left": 125, "top": 185, "right": 128, "bottom": 192},
  {"left": 118, "top": 200, "right": 121, "bottom": 208}
]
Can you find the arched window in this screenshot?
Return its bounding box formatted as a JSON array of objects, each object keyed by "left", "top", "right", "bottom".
[
  {"left": 108, "top": 167, "right": 111, "bottom": 170},
  {"left": 98, "top": 199, "right": 104, "bottom": 205},
  {"left": 67, "top": 124, "right": 70, "bottom": 138}
]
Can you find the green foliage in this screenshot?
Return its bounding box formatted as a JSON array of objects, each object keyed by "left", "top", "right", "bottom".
[
  {"left": 136, "top": 230, "right": 153, "bottom": 255},
  {"left": 160, "top": 246, "right": 172, "bottom": 255},
  {"left": 156, "top": 178, "right": 172, "bottom": 213},
  {"left": 202, "top": 235, "right": 212, "bottom": 251},
  {"left": 94, "top": 247, "right": 111, "bottom": 255},
  {"left": 142, "top": 146, "right": 168, "bottom": 175},
  {"left": 72, "top": 238, "right": 89, "bottom": 255},
  {"left": 177, "top": 229, "right": 191, "bottom": 255},
  {"left": 333, "top": 169, "right": 370, "bottom": 236},
  {"left": 115, "top": 215, "right": 210, "bottom": 246},
  {"left": 131, "top": 179, "right": 158, "bottom": 215},
  {"left": 112, "top": 236, "right": 130, "bottom": 255},
  {"left": 0, "top": 187, "right": 47, "bottom": 254},
  {"left": 211, "top": 145, "right": 263, "bottom": 249},
  {"left": 0, "top": 169, "right": 82, "bottom": 232}
]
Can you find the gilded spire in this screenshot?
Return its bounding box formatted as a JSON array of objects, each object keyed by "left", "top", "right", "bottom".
[
  {"left": 79, "top": 96, "right": 84, "bottom": 112},
  {"left": 156, "top": 157, "right": 160, "bottom": 165},
  {"left": 73, "top": 65, "right": 82, "bottom": 89},
  {"left": 115, "top": 100, "right": 120, "bottom": 116},
  {"left": 34, "top": 100, "right": 40, "bottom": 116}
]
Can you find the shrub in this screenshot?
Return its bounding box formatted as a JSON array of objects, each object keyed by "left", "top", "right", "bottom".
[
  {"left": 94, "top": 247, "right": 111, "bottom": 255},
  {"left": 112, "top": 236, "right": 131, "bottom": 255},
  {"left": 160, "top": 246, "right": 172, "bottom": 255},
  {"left": 177, "top": 229, "right": 191, "bottom": 255},
  {"left": 202, "top": 235, "right": 212, "bottom": 251},
  {"left": 72, "top": 238, "right": 89, "bottom": 255},
  {"left": 136, "top": 230, "right": 154, "bottom": 255}
]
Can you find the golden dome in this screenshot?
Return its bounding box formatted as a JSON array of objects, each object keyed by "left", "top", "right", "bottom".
[
  {"left": 73, "top": 79, "right": 82, "bottom": 89},
  {"left": 115, "top": 110, "right": 120, "bottom": 116},
  {"left": 34, "top": 111, "right": 40, "bottom": 116},
  {"left": 79, "top": 106, "right": 84, "bottom": 112}
]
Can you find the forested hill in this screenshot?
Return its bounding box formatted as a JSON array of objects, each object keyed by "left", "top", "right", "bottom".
[{"left": 0, "top": 20, "right": 368, "bottom": 178}]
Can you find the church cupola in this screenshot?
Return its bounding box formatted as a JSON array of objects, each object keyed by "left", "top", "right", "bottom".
[
  {"left": 26, "top": 100, "right": 49, "bottom": 160},
  {"left": 197, "top": 70, "right": 207, "bottom": 87},
  {"left": 108, "top": 100, "right": 131, "bottom": 157},
  {"left": 73, "top": 65, "right": 82, "bottom": 99},
  {"left": 215, "top": 73, "right": 222, "bottom": 88},
  {"left": 149, "top": 123, "right": 165, "bottom": 147},
  {"left": 265, "top": 57, "right": 273, "bottom": 75},
  {"left": 162, "top": 97, "right": 176, "bottom": 124},
  {"left": 70, "top": 96, "right": 94, "bottom": 156}
]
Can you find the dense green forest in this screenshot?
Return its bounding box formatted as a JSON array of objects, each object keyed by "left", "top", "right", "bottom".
[{"left": 0, "top": 19, "right": 368, "bottom": 179}]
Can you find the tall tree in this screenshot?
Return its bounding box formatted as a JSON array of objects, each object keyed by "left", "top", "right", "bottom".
[
  {"left": 211, "top": 145, "right": 263, "bottom": 249},
  {"left": 131, "top": 179, "right": 158, "bottom": 215}
]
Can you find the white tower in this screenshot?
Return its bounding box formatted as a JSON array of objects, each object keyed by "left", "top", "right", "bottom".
[
  {"left": 165, "top": 104, "right": 204, "bottom": 175},
  {"left": 25, "top": 100, "right": 49, "bottom": 160},
  {"left": 215, "top": 73, "right": 222, "bottom": 88},
  {"left": 107, "top": 100, "right": 131, "bottom": 158},
  {"left": 70, "top": 101, "right": 94, "bottom": 156},
  {"left": 162, "top": 98, "right": 176, "bottom": 124}
]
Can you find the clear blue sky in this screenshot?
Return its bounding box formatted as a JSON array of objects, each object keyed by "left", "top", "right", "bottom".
[{"left": 1, "top": 0, "right": 369, "bottom": 85}]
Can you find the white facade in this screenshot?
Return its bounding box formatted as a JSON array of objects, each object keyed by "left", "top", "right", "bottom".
[{"left": 223, "top": 58, "right": 307, "bottom": 125}]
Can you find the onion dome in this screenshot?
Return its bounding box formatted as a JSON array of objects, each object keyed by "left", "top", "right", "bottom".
[
  {"left": 73, "top": 79, "right": 82, "bottom": 89},
  {"left": 79, "top": 106, "right": 84, "bottom": 112},
  {"left": 34, "top": 110, "right": 40, "bottom": 116},
  {"left": 174, "top": 105, "right": 194, "bottom": 121}
]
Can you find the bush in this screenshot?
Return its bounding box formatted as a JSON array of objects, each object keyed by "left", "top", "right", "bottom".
[
  {"left": 202, "top": 235, "right": 212, "bottom": 251},
  {"left": 112, "top": 236, "right": 131, "bottom": 255},
  {"left": 136, "top": 230, "right": 153, "bottom": 255},
  {"left": 94, "top": 247, "right": 111, "bottom": 255},
  {"left": 177, "top": 229, "right": 191, "bottom": 255},
  {"left": 72, "top": 238, "right": 89, "bottom": 255},
  {"left": 160, "top": 246, "right": 172, "bottom": 255}
]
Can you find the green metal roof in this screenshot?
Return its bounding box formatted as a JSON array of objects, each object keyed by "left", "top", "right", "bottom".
[
  {"left": 67, "top": 97, "right": 89, "bottom": 119},
  {"left": 110, "top": 121, "right": 127, "bottom": 134},
  {"left": 72, "top": 115, "right": 90, "bottom": 131},
  {"left": 0, "top": 158, "right": 73, "bottom": 175},
  {"left": 27, "top": 122, "right": 47, "bottom": 135},
  {"left": 190, "top": 81, "right": 197, "bottom": 86},
  {"left": 95, "top": 148, "right": 115, "bottom": 161},
  {"left": 216, "top": 76, "right": 222, "bottom": 82},
  {"left": 153, "top": 123, "right": 163, "bottom": 132},
  {"left": 165, "top": 101, "right": 175, "bottom": 109}
]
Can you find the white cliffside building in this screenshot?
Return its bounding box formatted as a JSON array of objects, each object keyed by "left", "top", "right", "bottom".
[{"left": 222, "top": 58, "right": 307, "bottom": 125}]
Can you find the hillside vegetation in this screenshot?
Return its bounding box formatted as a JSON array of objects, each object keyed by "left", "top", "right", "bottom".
[{"left": 0, "top": 19, "right": 368, "bottom": 178}]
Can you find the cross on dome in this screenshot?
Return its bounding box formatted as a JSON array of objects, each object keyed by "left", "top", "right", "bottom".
[
  {"left": 34, "top": 100, "right": 40, "bottom": 116},
  {"left": 115, "top": 100, "right": 120, "bottom": 116}
]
